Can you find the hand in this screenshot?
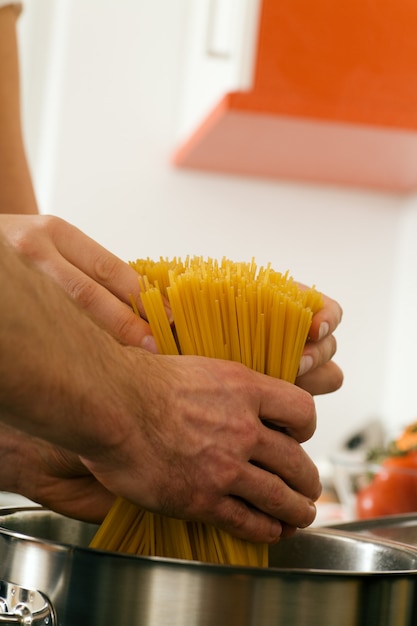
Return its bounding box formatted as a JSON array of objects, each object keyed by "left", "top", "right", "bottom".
[
  {"left": 1, "top": 214, "right": 342, "bottom": 396},
  {"left": 0, "top": 423, "right": 114, "bottom": 523},
  {"left": 2, "top": 237, "right": 320, "bottom": 544},
  {"left": 81, "top": 351, "right": 321, "bottom": 544},
  {"left": 0, "top": 213, "right": 166, "bottom": 351},
  {"left": 296, "top": 290, "right": 343, "bottom": 395}
]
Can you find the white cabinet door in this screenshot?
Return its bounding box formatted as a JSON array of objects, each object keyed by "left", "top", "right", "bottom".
[{"left": 176, "top": 0, "right": 261, "bottom": 142}]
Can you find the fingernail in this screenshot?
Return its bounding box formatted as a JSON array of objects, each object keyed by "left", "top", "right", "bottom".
[
  {"left": 318, "top": 321, "right": 329, "bottom": 341},
  {"left": 165, "top": 307, "right": 174, "bottom": 325},
  {"left": 298, "top": 355, "right": 313, "bottom": 377},
  {"left": 299, "top": 502, "right": 317, "bottom": 528},
  {"left": 140, "top": 334, "right": 159, "bottom": 354}
]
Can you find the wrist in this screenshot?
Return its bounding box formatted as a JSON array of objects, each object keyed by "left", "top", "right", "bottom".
[
  {"left": 0, "top": 423, "right": 34, "bottom": 495},
  {"left": 0, "top": 236, "right": 134, "bottom": 456}
]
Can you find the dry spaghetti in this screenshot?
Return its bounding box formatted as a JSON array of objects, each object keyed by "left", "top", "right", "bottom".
[{"left": 89, "top": 256, "right": 323, "bottom": 567}]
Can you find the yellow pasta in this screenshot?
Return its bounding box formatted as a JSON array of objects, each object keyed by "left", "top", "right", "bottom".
[{"left": 90, "top": 257, "right": 323, "bottom": 568}]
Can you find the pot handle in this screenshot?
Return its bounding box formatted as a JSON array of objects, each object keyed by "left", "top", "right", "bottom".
[
  {"left": 0, "top": 585, "right": 55, "bottom": 626},
  {"left": 0, "top": 602, "right": 31, "bottom": 625}
]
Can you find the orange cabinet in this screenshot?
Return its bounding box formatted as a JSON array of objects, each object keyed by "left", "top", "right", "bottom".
[{"left": 173, "top": 0, "right": 417, "bottom": 191}]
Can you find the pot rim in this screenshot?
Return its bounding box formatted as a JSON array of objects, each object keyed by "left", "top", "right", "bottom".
[{"left": 1, "top": 506, "right": 417, "bottom": 578}]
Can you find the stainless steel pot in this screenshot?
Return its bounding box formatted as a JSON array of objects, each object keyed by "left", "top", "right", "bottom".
[
  {"left": 0, "top": 507, "right": 417, "bottom": 626},
  {"left": 333, "top": 513, "right": 417, "bottom": 548}
]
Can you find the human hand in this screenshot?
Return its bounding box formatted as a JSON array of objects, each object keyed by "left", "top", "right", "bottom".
[
  {"left": 81, "top": 351, "right": 321, "bottom": 545},
  {"left": 296, "top": 290, "right": 343, "bottom": 395},
  {"left": 1, "top": 236, "right": 320, "bottom": 543},
  {"left": 1, "top": 214, "right": 342, "bottom": 395},
  {"left": 0, "top": 423, "right": 114, "bottom": 523},
  {"left": 0, "top": 214, "right": 166, "bottom": 351}
]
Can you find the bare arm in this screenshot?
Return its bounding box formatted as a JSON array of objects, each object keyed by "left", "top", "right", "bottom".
[
  {"left": 0, "top": 213, "right": 163, "bottom": 350},
  {"left": 0, "top": 214, "right": 343, "bottom": 395},
  {"left": 0, "top": 422, "right": 115, "bottom": 523},
  {"left": 0, "top": 233, "right": 320, "bottom": 542},
  {"left": 0, "top": 6, "right": 343, "bottom": 395},
  {"left": 0, "top": 5, "right": 38, "bottom": 214}
]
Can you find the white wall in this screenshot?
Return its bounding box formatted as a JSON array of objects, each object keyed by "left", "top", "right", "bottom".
[
  {"left": 382, "top": 197, "right": 417, "bottom": 434},
  {"left": 17, "top": 0, "right": 413, "bottom": 463}
]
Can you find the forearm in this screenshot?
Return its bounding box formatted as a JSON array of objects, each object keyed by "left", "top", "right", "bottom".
[
  {"left": 0, "top": 421, "right": 115, "bottom": 522},
  {"left": 0, "top": 235, "right": 323, "bottom": 542},
  {"left": 0, "top": 422, "right": 29, "bottom": 494},
  {"left": 0, "top": 233, "right": 135, "bottom": 455},
  {"left": 0, "top": 5, "right": 38, "bottom": 214}
]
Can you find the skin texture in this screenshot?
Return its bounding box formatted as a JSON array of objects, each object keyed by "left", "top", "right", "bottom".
[
  {"left": 0, "top": 6, "right": 343, "bottom": 539},
  {"left": 0, "top": 6, "right": 38, "bottom": 215},
  {"left": 1, "top": 234, "right": 322, "bottom": 542},
  {"left": 0, "top": 214, "right": 343, "bottom": 537},
  {"left": 0, "top": 213, "right": 344, "bottom": 391},
  {"left": 0, "top": 424, "right": 115, "bottom": 523}
]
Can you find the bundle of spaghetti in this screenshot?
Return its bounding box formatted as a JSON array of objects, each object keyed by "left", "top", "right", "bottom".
[{"left": 90, "top": 256, "right": 323, "bottom": 567}]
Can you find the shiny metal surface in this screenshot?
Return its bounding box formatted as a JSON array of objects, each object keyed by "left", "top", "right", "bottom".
[
  {"left": 0, "top": 580, "right": 54, "bottom": 625},
  {"left": 0, "top": 508, "right": 417, "bottom": 626},
  {"left": 333, "top": 513, "right": 417, "bottom": 548}
]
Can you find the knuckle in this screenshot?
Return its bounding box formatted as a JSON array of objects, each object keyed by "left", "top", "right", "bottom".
[
  {"left": 93, "top": 252, "right": 120, "bottom": 284},
  {"left": 12, "top": 231, "right": 39, "bottom": 259},
  {"left": 11, "top": 215, "right": 55, "bottom": 258},
  {"left": 41, "top": 214, "right": 64, "bottom": 234},
  {"left": 324, "top": 334, "right": 337, "bottom": 360},
  {"left": 207, "top": 454, "right": 241, "bottom": 492},
  {"left": 219, "top": 502, "right": 252, "bottom": 534},
  {"left": 65, "top": 275, "right": 100, "bottom": 311},
  {"left": 263, "top": 478, "right": 287, "bottom": 511},
  {"left": 285, "top": 448, "right": 320, "bottom": 499},
  {"left": 296, "top": 384, "right": 315, "bottom": 410},
  {"left": 237, "top": 420, "right": 260, "bottom": 453},
  {"left": 283, "top": 439, "right": 306, "bottom": 475},
  {"left": 188, "top": 492, "right": 214, "bottom": 520},
  {"left": 112, "top": 309, "right": 149, "bottom": 345},
  {"left": 297, "top": 390, "right": 317, "bottom": 428},
  {"left": 306, "top": 333, "right": 337, "bottom": 368},
  {"left": 283, "top": 393, "right": 316, "bottom": 443},
  {"left": 329, "top": 361, "right": 344, "bottom": 391}
]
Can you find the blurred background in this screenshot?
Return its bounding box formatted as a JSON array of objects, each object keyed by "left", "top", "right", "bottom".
[{"left": 15, "top": 0, "right": 417, "bottom": 470}]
